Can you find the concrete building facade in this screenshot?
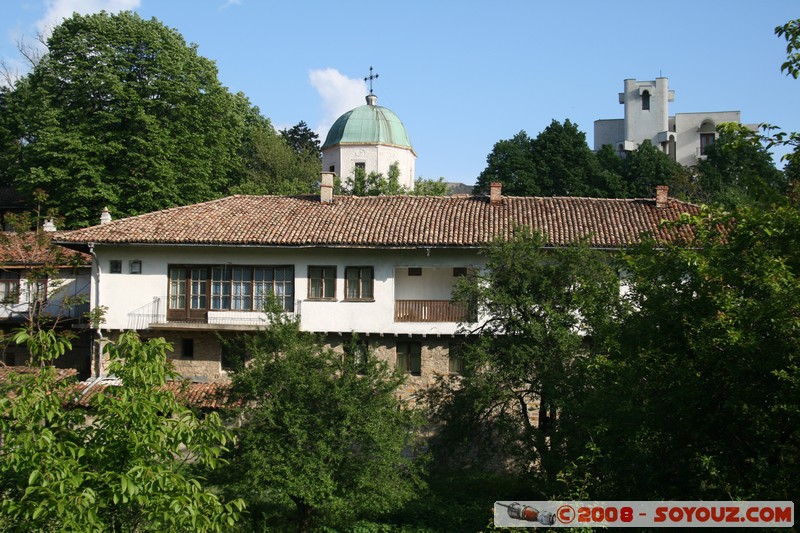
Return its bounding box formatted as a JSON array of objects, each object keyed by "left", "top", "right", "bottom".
[{"left": 594, "top": 78, "right": 746, "bottom": 167}]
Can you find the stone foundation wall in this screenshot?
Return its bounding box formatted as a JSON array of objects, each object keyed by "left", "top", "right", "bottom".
[
  {"left": 99, "top": 331, "right": 226, "bottom": 383},
  {"left": 325, "top": 334, "right": 459, "bottom": 404}
]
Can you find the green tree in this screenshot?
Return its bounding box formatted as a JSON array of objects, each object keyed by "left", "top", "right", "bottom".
[
  {"left": 475, "top": 130, "right": 539, "bottom": 195},
  {"left": 614, "top": 140, "right": 686, "bottom": 198},
  {"left": 476, "top": 121, "right": 626, "bottom": 197},
  {"left": 694, "top": 123, "right": 786, "bottom": 207},
  {"left": 776, "top": 18, "right": 800, "bottom": 79},
  {"left": 412, "top": 176, "right": 448, "bottom": 196},
  {"left": 576, "top": 206, "right": 800, "bottom": 501},
  {"left": 219, "top": 306, "right": 425, "bottom": 531},
  {"left": 0, "top": 11, "right": 256, "bottom": 227},
  {"left": 0, "top": 330, "right": 244, "bottom": 531},
  {"left": 340, "top": 161, "right": 407, "bottom": 196},
  {"left": 232, "top": 114, "right": 321, "bottom": 196},
  {"left": 279, "top": 120, "right": 321, "bottom": 159},
  {"left": 429, "top": 230, "right": 621, "bottom": 491}
]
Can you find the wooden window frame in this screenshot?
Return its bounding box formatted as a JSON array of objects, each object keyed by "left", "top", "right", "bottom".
[
  {"left": 308, "top": 266, "right": 337, "bottom": 300},
  {"left": 344, "top": 266, "right": 374, "bottom": 301}
]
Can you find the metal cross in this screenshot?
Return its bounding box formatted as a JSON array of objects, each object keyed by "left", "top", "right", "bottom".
[{"left": 364, "top": 66, "right": 379, "bottom": 94}]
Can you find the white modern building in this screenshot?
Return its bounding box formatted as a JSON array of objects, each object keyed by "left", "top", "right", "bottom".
[
  {"left": 594, "top": 78, "right": 747, "bottom": 167},
  {"left": 55, "top": 183, "right": 699, "bottom": 396},
  {"left": 321, "top": 92, "right": 416, "bottom": 189}
]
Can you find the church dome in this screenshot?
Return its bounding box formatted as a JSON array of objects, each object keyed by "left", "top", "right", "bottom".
[{"left": 321, "top": 95, "right": 413, "bottom": 151}]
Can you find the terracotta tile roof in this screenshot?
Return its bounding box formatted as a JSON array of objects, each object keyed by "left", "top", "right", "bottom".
[
  {"left": 0, "top": 365, "right": 78, "bottom": 382},
  {"left": 0, "top": 232, "right": 90, "bottom": 266},
  {"left": 71, "top": 380, "right": 231, "bottom": 409},
  {"left": 55, "top": 194, "right": 701, "bottom": 249}
]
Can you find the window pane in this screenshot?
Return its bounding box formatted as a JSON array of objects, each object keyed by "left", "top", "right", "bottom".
[
  {"left": 324, "top": 267, "right": 335, "bottom": 298},
  {"left": 346, "top": 268, "right": 359, "bottom": 299},
  {"left": 361, "top": 268, "right": 373, "bottom": 299},
  {"left": 191, "top": 268, "right": 207, "bottom": 309},
  {"left": 169, "top": 269, "right": 186, "bottom": 309}
]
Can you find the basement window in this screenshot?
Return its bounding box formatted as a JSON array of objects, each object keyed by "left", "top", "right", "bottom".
[
  {"left": 182, "top": 338, "right": 194, "bottom": 358},
  {"left": 397, "top": 341, "right": 421, "bottom": 376}
]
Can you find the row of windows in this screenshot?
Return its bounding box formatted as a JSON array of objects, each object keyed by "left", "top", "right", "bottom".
[
  {"left": 167, "top": 265, "right": 376, "bottom": 313},
  {"left": 169, "top": 266, "right": 295, "bottom": 312},
  {"left": 308, "top": 266, "right": 374, "bottom": 301}
]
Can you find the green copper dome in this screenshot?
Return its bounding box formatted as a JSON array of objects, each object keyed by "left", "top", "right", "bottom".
[{"left": 321, "top": 95, "right": 413, "bottom": 150}]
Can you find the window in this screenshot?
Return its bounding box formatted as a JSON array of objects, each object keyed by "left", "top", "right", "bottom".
[
  {"left": 190, "top": 268, "right": 207, "bottom": 309},
  {"left": 397, "top": 341, "right": 421, "bottom": 376},
  {"left": 355, "top": 162, "right": 366, "bottom": 170},
  {"left": 25, "top": 278, "right": 47, "bottom": 306},
  {"left": 700, "top": 132, "right": 715, "bottom": 155},
  {"left": 0, "top": 271, "right": 20, "bottom": 304},
  {"left": 169, "top": 268, "right": 187, "bottom": 310},
  {"left": 641, "top": 90, "right": 650, "bottom": 111},
  {"left": 109, "top": 260, "right": 122, "bottom": 273},
  {"left": 170, "top": 265, "right": 295, "bottom": 314},
  {"left": 449, "top": 343, "right": 465, "bottom": 374},
  {"left": 453, "top": 267, "right": 467, "bottom": 277},
  {"left": 345, "top": 267, "right": 373, "bottom": 300},
  {"left": 408, "top": 267, "right": 422, "bottom": 276},
  {"left": 308, "top": 266, "right": 336, "bottom": 299},
  {"left": 329, "top": 165, "right": 335, "bottom": 172},
  {"left": 182, "top": 338, "right": 194, "bottom": 358},
  {"left": 129, "top": 260, "right": 142, "bottom": 274}
]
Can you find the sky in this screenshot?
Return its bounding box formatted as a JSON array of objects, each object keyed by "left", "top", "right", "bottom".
[{"left": 1, "top": 0, "right": 798, "bottom": 185}]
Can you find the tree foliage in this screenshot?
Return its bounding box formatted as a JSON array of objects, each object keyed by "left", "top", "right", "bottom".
[
  {"left": 0, "top": 331, "right": 244, "bottom": 531},
  {"left": 279, "top": 120, "right": 321, "bottom": 159},
  {"left": 430, "top": 207, "right": 800, "bottom": 503},
  {"left": 776, "top": 18, "right": 800, "bottom": 79},
  {"left": 219, "top": 304, "right": 425, "bottom": 531},
  {"left": 574, "top": 206, "right": 800, "bottom": 500},
  {"left": 0, "top": 12, "right": 317, "bottom": 227},
  {"left": 694, "top": 123, "right": 787, "bottom": 208},
  {"left": 429, "top": 230, "right": 621, "bottom": 490},
  {"left": 231, "top": 114, "right": 321, "bottom": 196}
]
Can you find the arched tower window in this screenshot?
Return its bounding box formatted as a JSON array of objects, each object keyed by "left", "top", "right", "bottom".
[
  {"left": 641, "top": 90, "right": 651, "bottom": 111},
  {"left": 699, "top": 120, "right": 716, "bottom": 156}
]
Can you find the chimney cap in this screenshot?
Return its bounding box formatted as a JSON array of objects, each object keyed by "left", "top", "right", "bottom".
[{"left": 100, "top": 207, "right": 112, "bottom": 225}]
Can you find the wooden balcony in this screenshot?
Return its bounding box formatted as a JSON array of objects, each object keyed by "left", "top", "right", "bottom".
[{"left": 394, "top": 299, "right": 471, "bottom": 323}]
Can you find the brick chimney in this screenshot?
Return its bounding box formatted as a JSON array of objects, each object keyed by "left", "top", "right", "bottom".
[
  {"left": 320, "top": 172, "right": 334, "bottom": 203},
  {"left": 490, "top": 182, "right": 502, "bottom": 206},
  {"left": 655, "top": 185, "right": 669, "bottom": 208},
  {"left": 100, "top": 207, "right": 112, "bottom": 224}
]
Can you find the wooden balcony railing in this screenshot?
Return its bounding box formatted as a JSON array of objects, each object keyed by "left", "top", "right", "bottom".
[{"left": 394, "top": 299, "right": 472, "bottom": 323}]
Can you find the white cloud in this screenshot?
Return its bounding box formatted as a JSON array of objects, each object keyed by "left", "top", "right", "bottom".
[
  {"left": 220, "top": 0, "right": 242, "bottom": 8},
  {"left": 309, "top": 68, "right": 367, "bottom": 139},
  {"left": 36, "top": 0, "right": 141, "bottom": 40}
]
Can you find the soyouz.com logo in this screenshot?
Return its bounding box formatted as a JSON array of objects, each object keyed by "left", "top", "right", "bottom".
[{"left": 493, "top": 501, "right": 794, "bottom": 528}]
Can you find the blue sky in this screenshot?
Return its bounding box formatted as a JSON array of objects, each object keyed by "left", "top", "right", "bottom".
[{"left": 2, "top": 1, "right": 798, "bottom": 185}]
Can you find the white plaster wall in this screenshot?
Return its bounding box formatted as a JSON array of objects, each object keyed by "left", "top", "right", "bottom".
[
  {"left": 321, "top": 144, "right": 416, "bottom": 189},
  {"left": 0, "top": 270, "right": 90, "bottom": 319},
  {"left": 622, "top": 78, "right": 671, "bottom": 148},
  {"left": 593, "top": 119, "right": 624, "bottom": 151},
  {"left": 673, "top": 111, "right": 741, "bottom": 167},
  {"left": 93, "top": 245, "right": 482, "bottom": 336}
]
